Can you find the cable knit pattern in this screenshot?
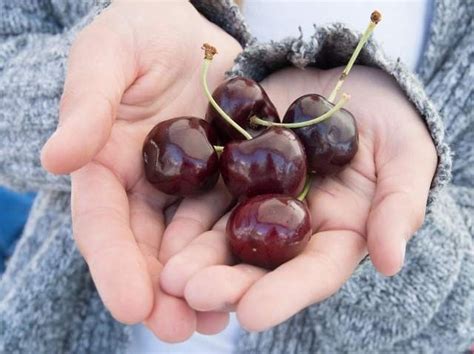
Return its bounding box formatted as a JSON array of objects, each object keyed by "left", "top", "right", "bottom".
[{"left": 0, "top": 0, "right": 472, "bottom": 353}]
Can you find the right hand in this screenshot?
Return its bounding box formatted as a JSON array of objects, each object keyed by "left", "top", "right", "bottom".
[
  {"left": 41, "top": 0, "right": 241, "bottom": 342},
  {"left": 159, "top": 65, "right": 437, "bottom": 332}
]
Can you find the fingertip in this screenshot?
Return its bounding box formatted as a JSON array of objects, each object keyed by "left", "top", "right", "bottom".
[
  {"left": 235, "top": 302, "right": 267, "bottom": 333},
  {"left": 184, "top": 265, "right": 265, "bottom": 312},
  {"left": 196, "top": 311, "right": 230, "bottom": 335},
  {"left": 97, "top": 266, "right": 154, "bottom": 325},
  {"left": 367, "top": 193, "right": 415, "bottom": 276},
  {"left": 41, "top": 110, "right": 112, "bottom": 174},
  {"left": 85, "top": 245, "right": 154, "bottom": 325},
  {"left": 41, "top": 129, "right": 88, "bottom": 174},
  {"left": 368, "top": 232, "right": 406, "bottom": 276},
  {"left": 160, "top": 255, "right": 196, "bottom": 297},
  {"left": 160, "top": 230, "right": 232, "bottom": 297},
  {"left": 183, "top": 268, "right": 223, "bottom": 312},
  {"left": 40, "top": 132, "right": 62, "bottom": 174},
  {"left": 145, "top": 293, "right": 197, "bottom": 343},
  {"left": 110, "top": 296, "right": 154, "bottom": 325},
  {"left": 234, "top": 277, "right": 283, "bottom": 333}
]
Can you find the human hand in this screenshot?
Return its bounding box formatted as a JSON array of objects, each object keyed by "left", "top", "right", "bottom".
[
  {"left": 41, "top": 0, "right": 240, "bottom": 341},
  {"left": 160, "top": 65, "right": 438, "bottom": 331}
]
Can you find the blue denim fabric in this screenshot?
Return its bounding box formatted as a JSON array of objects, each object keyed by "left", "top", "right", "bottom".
[{"left": 0, "top": 187, "right": 35, "bottom": 273}]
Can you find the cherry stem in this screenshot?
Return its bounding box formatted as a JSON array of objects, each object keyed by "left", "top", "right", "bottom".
[
  {"left": 327, "top": 10, "right": 382, "bottom": 103},
  {"left": 251, "top": 93, "right": 350, "bottom": 128},
  {"left": 201, "top": 44, "right": 252, "bottom": 140},
  {"left": 213, "top": 145, "right": 224, "bottom": 152},
  {"left": 297, "top": 177, "right": 312, "bottom": 202}
]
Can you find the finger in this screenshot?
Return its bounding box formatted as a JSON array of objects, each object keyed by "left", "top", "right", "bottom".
[
  {"left": 184, "top": 264, "right": 266, "bottom": 312},
  {"left": 145, "top": 282, "right": 197, "bottom": 343},
  {"left": 367, "top": 139, "right": 437, "bottom": 276},
  {"left": 159, "top": 180, "right": 233, "bottom": 263},
  {"left": 129, "top": 188, "right": 166, "bottom": 260},
  {"left": 41, "top": 14, "right": 136, "bottom": 174},
  {"left": 71, "top": 163, "right": 152, "bottom": 324},
  {"left": 133, "top": 207, "right": 197, "bottom": 344},
  {"left": 196, "top": 311, "right": 230, "bottom": 335},
  {"left": 236, "top": 230, "right": 366, "bottom": 332},
  {"left": 160, "top": 216, "right": 233, "bottom": 297},
  {"left": 128, "top": 189, "right": 165, "bottom": 305}
]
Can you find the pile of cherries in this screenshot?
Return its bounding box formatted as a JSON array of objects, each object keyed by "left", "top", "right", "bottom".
[{"left": 142, "top": 12, "right": 381, "bottom": 269}]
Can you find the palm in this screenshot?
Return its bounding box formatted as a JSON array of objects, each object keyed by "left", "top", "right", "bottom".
[
  {"left": 42, "top": 1, "right": 240, "bottom": 341},
  {"left": 160, "top": 66, "right": 437, "bottom": 332}
]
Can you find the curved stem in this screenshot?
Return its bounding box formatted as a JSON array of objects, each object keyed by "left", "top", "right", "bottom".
[
  {"left": 213, "top": 145, "right": 224, "bottom": 152},
  {"left": 201, "top": 59, "right": 252, "bottom": 140},
  {"left": 327, "top": 10, "right": 382, "bottom": 102},
  {"left": 297, "top": 177, "right": 312, "bottom": 202},
  {"left": 251, "top": 94, "right": 350, "bottom": 129}
]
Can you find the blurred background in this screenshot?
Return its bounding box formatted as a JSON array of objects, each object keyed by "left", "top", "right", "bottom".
[{"left": 0, "top": 188, "right": 35, "bottom": 274}]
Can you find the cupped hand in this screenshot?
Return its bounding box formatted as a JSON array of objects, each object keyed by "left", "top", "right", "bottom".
[
  {"left": 40, "top": 0, "right": 240, "bottom": 341},
  {"left": 160, "top": 65, "right": 438, "bottom": 331}
]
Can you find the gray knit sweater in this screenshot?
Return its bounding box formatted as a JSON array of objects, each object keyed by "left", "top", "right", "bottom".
[{"left": 0, "top": 0, "right": 472, "bottom": 353}]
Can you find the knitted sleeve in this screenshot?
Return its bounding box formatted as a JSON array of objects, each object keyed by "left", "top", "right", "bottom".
[
  {"left": 0, "top": 0, "right": 251, "bottom": 193},
  {"left": 0, "top": 0, "right": 105, "bottom": 192},
  {"left": 231, "top": 20, "right": 473, "bottom": 354}
]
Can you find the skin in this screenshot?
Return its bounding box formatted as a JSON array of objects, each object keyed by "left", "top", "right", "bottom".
[
  {"left": 160, "top": 66, "right": 437, "bottom": 332},
  {"left": 41, "top": 0, "right": 437, "bottom": 341},
  {"left": 41, "top": 0, "right": 240, "bottom": 342}
]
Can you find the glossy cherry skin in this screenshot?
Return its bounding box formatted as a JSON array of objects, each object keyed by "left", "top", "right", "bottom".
[
  {"left": 143, "top": 117, "right": 219, "bottom": 196},
  {"left": 283, "top": 94, "right": 358, "bottom": 175},
  {"left": 227, "top": 194, "right": 312, "bottom": 269},
  {"left": 206, "top": 77, "right": 279, "bottom": 143},
  {"left": 220, "top": 127, "right": 307, "bottom": 198}
]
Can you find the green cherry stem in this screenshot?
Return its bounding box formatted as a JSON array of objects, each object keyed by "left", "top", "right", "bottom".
[
  {"left": 297, "top": 177, "right": 312, "bottom": 202},
  {"left": 201, "top": 44, "right": 252, "bottom": 140},
  {"left": 213, "top": 145, "right": 224, "bottom": 152},
  {"left": 327, "top": 10, "right": 382, "bottom": 102},
  {"left": 251, "top": 93, "right": 350, "bottom": 128}
]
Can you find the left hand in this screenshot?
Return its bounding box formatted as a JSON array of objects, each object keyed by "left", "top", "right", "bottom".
[{"left": 159, "top": 65, "right": 438, "bottom": 332}]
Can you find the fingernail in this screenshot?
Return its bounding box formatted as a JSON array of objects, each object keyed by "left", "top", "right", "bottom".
[{"left": 400, "top": 240, "right": 406, "bottom": 266}]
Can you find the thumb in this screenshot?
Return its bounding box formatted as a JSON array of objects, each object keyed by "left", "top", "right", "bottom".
[
  {"left": 367, "top": 136, "right": 437, "bottom": 276},
  {"left": 41, "top": 17, "right": 136, "bottom": 174}
]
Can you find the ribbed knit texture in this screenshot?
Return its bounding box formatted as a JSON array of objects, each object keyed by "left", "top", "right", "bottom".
[{"left": 0, "top": 0, "right": 472, "bottom": 353}]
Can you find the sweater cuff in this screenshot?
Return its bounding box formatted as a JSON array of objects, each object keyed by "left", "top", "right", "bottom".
[
  {"left": 227, "top": 24, "right": 452, "bottom": 207},
  {"left": 190, "top": 0, "right": 254, "bottom": 48}
]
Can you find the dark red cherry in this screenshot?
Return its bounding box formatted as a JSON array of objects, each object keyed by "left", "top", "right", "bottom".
[
  {"left": 220, "top": 127, "right": 307, "bottom": 198},
  {"left": 206, "top": 77, "right": 279, "bottom": 143},
  {"left": 143, "top": 117, "right": 219, "bottom": 196},
  {"left": 227, "top": 194, "right": 312, "bottom": 269},
  {"left": 283, "top": 94, "right": 358, "bottom": 175}
]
